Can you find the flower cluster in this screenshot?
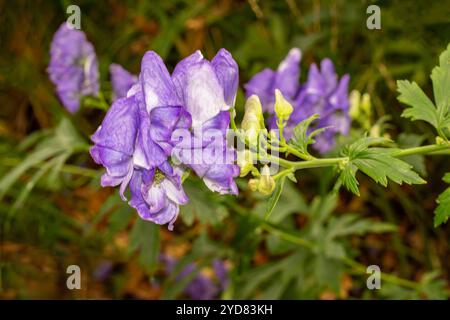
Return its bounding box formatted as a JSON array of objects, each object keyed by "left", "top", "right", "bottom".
[
  {"left": 47, "top": 24, "right": 352, "bottom": 228},
  {"left": 245, "top": 48, "right": 350, "bottom": 153},
  {"left": 48, "top": 23, "right": 99, "bottom": 113},
  {"left": 90, "top": 50, "right": 240, "bottom": 229}
]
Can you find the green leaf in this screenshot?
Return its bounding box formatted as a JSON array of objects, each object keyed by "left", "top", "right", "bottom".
[
  {"left": 128, "top": 219, "right": 160, "bottom": 274},
  {"left": 265, "top": 176, "right": 286, "bottom": 220},
  {"left": 434, "top": 173, "right": 450, "bottom": 227},
  {"left": 289, "top": 114, "right": 329, "bottom": 157},
  {"left": 341, "top": 137, "right": 426, "bottom": 188},
  {"left": 398, "top": 45, "right": 450, "bottom": 137},
  {"left": 431, "top": 44, "right": 450, "bottom": 117},
  {"left": 326, "top": 214, "right": 396, "bottom": 239},
  {"left": 353, "top": 149, "right": 426, "bottom": 187},
  {"left": 339, "top": 163, "right": 360, "bottom": 196},
  {"left": 398, "top": 80, "right": 438, "bottom": 127}
]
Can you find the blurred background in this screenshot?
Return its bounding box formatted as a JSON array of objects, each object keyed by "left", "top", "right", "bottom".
[{"left": 0, "top": 0, "right": 450, "bottom": 299}]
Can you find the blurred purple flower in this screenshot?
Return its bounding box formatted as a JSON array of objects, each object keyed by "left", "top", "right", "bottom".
[
  {"left": 110, "top": 63, "right": 137, "bottom": 101},
  {"left": 48, "top": 23, "right": 99, "bottom": 113},
  {"left": 245, "top": 49, "right": 350, "bottom": 153},
  {"left": 92, "top": 261, "right": 114, "bottom": 282},
  {"left": 289, "top": 59, "right": 350, "bottom": 153},
  {"left": 244, "top": 48, "right": 301, "bottom": 113},
  {"left": 163, "top": 256, "right": 229, "bottom": 300}
]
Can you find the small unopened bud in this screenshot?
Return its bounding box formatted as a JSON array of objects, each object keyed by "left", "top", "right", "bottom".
[
  {"left": 361, "top": 93, "right": 372, "bottom": 116},
  {"left": 258, "top": 165, "right": 275, "bottom": 195},
  {"left": 237, "top": 150, "right": 254, "bottom": 177},
  {"left": 242, "top": 95, "right": 264, "bottom": 144},
  {"left": 274, "top": 89, "right": 293, "bottom": 121},
  {"left": 248, "top": 179, "right": 259, "bottom": 191},
  {"left": 349, "top": 90, "right": 361, "bottom": 119},
  {"left": 245, "top": 95, "right": 264, "bottom": 124}
]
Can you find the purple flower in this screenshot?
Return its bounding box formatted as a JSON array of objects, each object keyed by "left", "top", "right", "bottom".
[
  {"left": 163, "top": 256, "right": 229, "bottom": 300},
  {"left": 244, "top": 48, "right": 301, "bottom": 113},
  {"left": 91, "top": 49, "right": 239, "bottom": 229},
  {"left": 110, "top": 63, "right": 137, "bottom": 101},
  {"left": 129, "top": 167, "right": 188, "bottom": 230},
  {"left": 245, "top": 49, "right": 350, "bottom": 153},
  {"left": 171, "top": 50, "right": 240, "bottom": 194},
  {"left": 289, "top": 59, "right": 350, "bottom": 153},
  {"left": 48, "top": 23, "right": 99, "bottom": 113},
  {"left": 90, "top": 53, "right": 191, "bottom": 229}
]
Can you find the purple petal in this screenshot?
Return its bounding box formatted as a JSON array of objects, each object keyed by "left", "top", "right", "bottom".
[
  {"left": 172, "top": 50, "right": 204, "bottom": 102},
  {"left": 110, "top": 63, "right": 138, "bottom": 101},
  {"left": 91, "top": 96, "right": 139, "bottom": 156},
  {"left": 244, "top": 68, "right": 276, "bottom": 113},
  {"left": 211, "top": 48, "right": 239, "bottom": 107},
  {"left": 140, "top": 51, "right": 181, "bottom": 112},
  {"left": 178, "top": 60, "right": 227, "bottom": 128},
  {"left": 320, "top": 58, "right": 338, "bottom": 95},
  {"left": 273, "top": 48, "right": 301, "bottom": 100}
]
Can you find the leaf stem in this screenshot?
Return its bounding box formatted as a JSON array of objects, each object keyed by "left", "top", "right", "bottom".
[{"left": 391, "top": 143, "right": 450, "bottom": 157}]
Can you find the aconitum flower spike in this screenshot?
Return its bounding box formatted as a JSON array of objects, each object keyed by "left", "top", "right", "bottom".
[
  {"left": 245, "top": 48, "right": 350, "bottom": 153},
  {"left": 91, "top": 48, "right": 239, "bottom": 229},
  {"left": 48, "top": 23, "right": 99, "bottom": 113}
]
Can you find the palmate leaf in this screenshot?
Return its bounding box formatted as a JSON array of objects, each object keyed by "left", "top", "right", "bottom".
[
  {"left": 431, "top": 44, "right": 450, "bottom": 120},
  {"left": 397, "top": 80, "right": 438, "bottom": 127},
  {"left": 340, "top": 137, "right": 425, "bottom": 195},
  {"left": 398, "top": 44, "right": 450, "bottom": 137},
  {"left": 434, "top": 173, "right": 450, "bottom": 227},
  {"left": 339, "top": 163, "right": 359, "bottom": 196},
  {"left": 289, "top": 114, "right": 328, "bottom": 156}
]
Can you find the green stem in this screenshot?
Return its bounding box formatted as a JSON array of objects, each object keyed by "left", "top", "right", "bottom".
[
  {"left": 228, "top": 200, "right": 424, "bottom": 292},
  {"left": 229, "top": 109, "right": 238, "bottom": 131},
  {"left": 391, "top": 144, "right": 449, "bottom": 157},
  {"left": 262, "top": 143, "right": 450, "bottom": 174}
]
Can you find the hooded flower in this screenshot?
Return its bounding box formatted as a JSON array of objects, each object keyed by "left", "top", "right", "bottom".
[
  {"left": 48, "top": 23, "right": 99, "bottom": 113},
  {"left": 110, "top": 63, "right": 137, "bottom": 101},
  {"left": 245, "top": 49, "right": 350, "bottom": 153},
  {"left": 90, "top": 52, "right": 191, "bottom": 229},
  {"left": 170, "top": 49, "right": 240, "bottom": 194},
  {"left": 91, "top": 49, "right": 239, "bottom": 229}
]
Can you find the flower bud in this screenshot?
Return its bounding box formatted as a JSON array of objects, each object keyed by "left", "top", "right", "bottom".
[
  {"left": 274, "top": 89, "right": 293, "bottom": 121},
  {"left": 237, "top": 150, "right": 254, "bottom": 177},
  {"left": 361, "top": 93, "right": 372, "bottom": 116},
  {"left": 248, "top": 179, "right": 259, "bottom": 191},
  {"left": 349, "top": 90, "right": 361, "bottom": 119},
  {"left": 245, "top": 95, "right": 264, "bottom": 125},
  {"left": 258, "top": 165, "right": 275, "bottom": 195},
  {"left": 242, "top": 95, "right": 264, "bottom": 144}
]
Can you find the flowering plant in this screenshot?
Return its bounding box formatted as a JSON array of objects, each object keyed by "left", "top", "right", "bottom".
[{"left": 1, "top": 12, "right": 450, "bottom": 300}]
